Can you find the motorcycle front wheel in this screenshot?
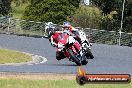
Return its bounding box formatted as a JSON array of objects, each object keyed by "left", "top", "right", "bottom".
[
  {"left": 56, "top": 51, "right": 65, "bottom": 60},
  {"left": 85, "top": 48, "right": 94, "bottom": 59},
  {"left": 69, "top": 49, "right": 81, "bottom": 66}
]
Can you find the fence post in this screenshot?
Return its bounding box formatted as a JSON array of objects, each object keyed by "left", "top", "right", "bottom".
[
  {"left": 119, "top": 0, "right": 126, "bottom": 46},
  {"left": 7, "top": 18, "right": 11, "bottom": 34},
  {"left": 119, "top": 31, "right": 122, "bottom": 46}
]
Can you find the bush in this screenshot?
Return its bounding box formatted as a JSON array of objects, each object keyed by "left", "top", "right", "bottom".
[
  {"left": 0, "top": 0, "right": 11, "bottom": 16},
  {"left": 22, "top": 0, "right": 80, "bottom": 24},
  {"left": 100, "top": 13, "right": 119, "bottom": 31},
  {"left": 72, "top": 6, "right": 102, "bottom": 29}
]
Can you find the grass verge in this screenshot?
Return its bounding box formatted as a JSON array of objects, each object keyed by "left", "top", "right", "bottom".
[
  {"left": 0, "top": 79, "right": 131, "bottom": 88},
  {"left": 0, "top": 49, "right": 32, "bottom": 64},
  {"left": 0, "top": 73, "right": 131, "bottom": 88}
]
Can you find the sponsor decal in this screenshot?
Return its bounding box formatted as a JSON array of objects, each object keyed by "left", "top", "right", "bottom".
[{"left": 76, "top": 67, "right": 131, "bottom": 85}]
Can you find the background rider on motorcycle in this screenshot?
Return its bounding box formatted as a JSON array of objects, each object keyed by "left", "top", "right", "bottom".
[{"left": 63, "top": 22, "right": 82, "bottom": 45}]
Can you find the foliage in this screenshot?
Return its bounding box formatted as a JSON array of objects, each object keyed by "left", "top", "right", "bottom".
[
  {"left": 123, "top": 0, "right": 132, "bottom": 32},
  {"left": 100, "top": 12, "right": 119, "bottom": 31},
  {"left": 92, "top": 0, "right": 132, "bottom": 32},
  {"left": 11, "top": 0, "right": 30, "bottom": 7},
  {"left": 123, "top": 16, "right": 132, "bottom": 32},
  {"left": 9, "top": 0, "right": 131, "bottom": 32},
  {"left": 72, "top": 6, "right": 102, "bottom": 29},
  {"left": 11, "top": 2, "right": 29, "bottom": 18},
  {"left": 0, "top": 0, "right": 11, "bottom": 16},
  {"left": 92, "top": 0, "right": 122, "bottom": 15},
  {"left": 22, "top": 0, "right": 80, "bottom": 24}
]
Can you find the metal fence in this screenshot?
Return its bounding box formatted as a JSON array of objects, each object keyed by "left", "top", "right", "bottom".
[
  {"left": 84, "top": 28, "right": 132, "bottom": 47},
  {"left": 0, "top": 17, "right": 46, "bottom": 36},
  {"left": 0, "top": 17, "right": 132, "bottom": 47}
]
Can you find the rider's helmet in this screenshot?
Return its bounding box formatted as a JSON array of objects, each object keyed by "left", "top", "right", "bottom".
[
  {"left": 63, "top": 22, "right": 71, "bottom": 30},
  {"left": 47, "top": 22, "right": 53, "bottom": 26},
  {"left": 46, "top": 22, "right": 54, "bottom": 28}
]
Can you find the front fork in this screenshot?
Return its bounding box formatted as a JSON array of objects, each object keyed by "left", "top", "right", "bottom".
[{"left": 73, "top": 42, "right": 84, "bottom": 62}]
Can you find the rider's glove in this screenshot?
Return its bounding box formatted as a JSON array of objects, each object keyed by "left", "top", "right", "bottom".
[
  {"left": 51, "top": 42, "right": 56, "bottom": 47},
  {"left": 52, "top": 44, "right": 56, "bottom": 47}
]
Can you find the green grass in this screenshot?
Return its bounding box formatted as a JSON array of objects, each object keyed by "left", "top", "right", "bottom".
[
  {"left": 0, "top": 49, "right": 32, "bottom": 64},
  {"left": 0, "top": 79, "right": 131, "bottom": 88}
]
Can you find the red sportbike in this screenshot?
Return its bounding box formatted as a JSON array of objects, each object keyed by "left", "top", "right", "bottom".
[{"left": 56, "top": 32, "right": 88, "bottom": 66}]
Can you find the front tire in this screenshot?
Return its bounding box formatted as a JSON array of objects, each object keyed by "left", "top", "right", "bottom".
[
  {"left": 69, "top": 49, "right": 81, "bottom": 66},
  {"left": 56, "top": 51, "right": 65, "bottom": 61},
  {"left": 85, "top": 48, "right": 94, "bottom": 59}
]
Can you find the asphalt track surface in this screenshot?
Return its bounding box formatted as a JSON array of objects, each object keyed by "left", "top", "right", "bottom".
[{"left": 0, "top": 34, "right": 132, "bottom": 74}]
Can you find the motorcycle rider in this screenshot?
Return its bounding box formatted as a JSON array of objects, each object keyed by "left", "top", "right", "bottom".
[
  {"left": 48, "top": 29, "right": 81, "bottom": 61},
  {"left": 49, "top": 22, "right": 81, "bottom": 46},
  {"left": 45, "top": 22, "right": 55, "bottom": 36},
  {"left": 63, "top": 22, "right": 94, "bottom": 59},
  {"left": 48, "top": 30, "right": 67, "bottom": 60},
  {"left": 63, "top": 22, "right": 82, "bottom": 45},
  {"left": 48, "top": 31, "right": 62, "bottom": 47}
]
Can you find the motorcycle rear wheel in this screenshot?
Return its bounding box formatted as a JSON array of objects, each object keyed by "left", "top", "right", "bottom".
[
  {"left": 69, "top": 49, "right": 81, "bottom": 66},
  {"left": 81, "top": 60, "right": 88, "bottom": 65},
  {"left": 85, "top": 48, "right": 94, "bottom": 59}
]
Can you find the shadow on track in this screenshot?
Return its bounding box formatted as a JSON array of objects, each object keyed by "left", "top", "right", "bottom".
[{"left": 45, "top": 63, "right": 78, "bottom": 66}]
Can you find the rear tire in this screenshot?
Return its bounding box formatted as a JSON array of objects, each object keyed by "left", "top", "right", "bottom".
[
  {"left": 85, "top": 48, "right": 94, "bottom": 59},
  {"left": 69, "top": 49, "right": 81, "bottom": 66},
  {"left": 81, "top": 60, "right": 88, "bottom": 65}
]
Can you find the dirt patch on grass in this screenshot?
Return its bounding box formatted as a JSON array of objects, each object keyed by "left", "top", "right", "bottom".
[{"left": 0, "top": 72, "right": 76, "bottom": 80}]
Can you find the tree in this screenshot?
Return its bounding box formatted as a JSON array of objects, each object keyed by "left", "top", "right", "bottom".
[
  {"left": 123, "top": 0, "right": 132, "bottom": 32},
  {"left": 11, "top": 0, "right": 30, "bottom": 7},
  {"left": 92, "top": 0, "right": 122, "bottom": 15},
  {"left": 22, "top": 0, "right": 80, "bottom": 24},
  {"left": 100, "top": 12, "right": 118, "bottom": 31},
  {"left": 92, "top": 0, "right": 132, "bottom": 32},
  {"left": 0, "top": 0, "right": 11, "bottom": 16}
]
